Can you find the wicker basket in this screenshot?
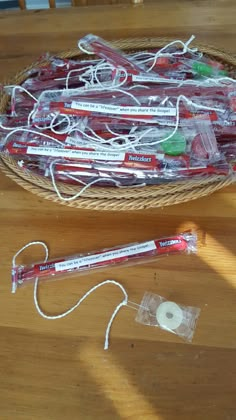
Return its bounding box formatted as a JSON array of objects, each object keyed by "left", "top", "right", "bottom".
[{"left": 0, "top": 38, "right": 235, "bottom": 211}]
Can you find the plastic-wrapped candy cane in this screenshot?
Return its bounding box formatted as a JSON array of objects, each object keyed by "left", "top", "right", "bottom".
[
  {"left": 11, "top": 231, "right": 197, "bottom": 293},
  {"left": 43, "top": 159, "right": 230, "bottom": 189},
  {"left": 31, "top": 92, "right": 229, "bottom": 134},
  {"left": 215, "top": 124, "right": 236, "bottom": 142},
  {"left": 5, "top": 142, "right": 160, "bottom": 168},
  {"left": 125, "top": 35, "right": 202, "bottom": 72},
  {"left": 182, "top": 116, "right": 220, "bottom": 163},
  {"left": 4, "top": 127, "right": 227, "bottom": 172},
  {"left": 30, "top": 100, "right": 178, "bottom": 128},
  {"left": 22, "top": 56, "right": 108, "bottom": 92},
  {"left": 2, "top": 127, "right": 67, "bottom": 146},
  {"left": 155, "top": 56, "right": 228, "bottom": 80},
  {"left": 29, "top": 84, "right": 233, "bottom": 131},
  {"left": 184, "top": 58, "right": 228, "bottom": 78},
  {"left": 37, "top": 57, "right": 103, "bottom": 81},
  {"left": 1, "top": 85, "right": 38, "bottom": 118},
  {"left": 219, "top": 142, "right": 236, "bottom": 165},
  {"left": 22, "top": 76, "right": 85, "bottom": 93},
  {"left": 78, "top": 34, "right": 144, "bottom": 76},
  {"left": 1, "top": 35, "right": 235, "bottom": 183},
  {"left": 112, "top": 84, "right": 233, "bottom": 100},
  {"left": 11, "top": 235, "right": 201, "bottom": 349},
  {"left": 2, "top": 130, "right": 230, "bottom": 191},
  {"left": 13, "top": 151, "right": 229, "bottom": 195}
]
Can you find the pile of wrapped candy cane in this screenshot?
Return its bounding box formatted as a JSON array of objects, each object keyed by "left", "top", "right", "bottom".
[{"left": 0, "top": 34, "right": 235, "bottom": 197}]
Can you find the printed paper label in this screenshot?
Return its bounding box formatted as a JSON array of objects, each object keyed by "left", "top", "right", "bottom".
[
  {"left": 26, "top": 146, "right": 125, "bottom": 161},
  {"left": 26, "top": 146, "right": 160, "bottom": 167},
  {"left": 124, "top": 153, "right": 157, "bottom": 168},
  {"left": 132, "top": 74, "right": 178, "bottom": 84},
  {"left": 71, "top": 101, "right": 176, "bottom": 116},
  {"left": 37, "top": 87, "right": 89, "bottom": 102},
  {"left": 65, "top": 136, "right": 83, "bottom": 146},
  {"left": 55, "top": 241, "right": 157, "bottom": 272}
]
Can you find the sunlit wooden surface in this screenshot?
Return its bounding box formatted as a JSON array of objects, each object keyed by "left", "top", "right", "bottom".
[{"left": 0, "top": 2, "right": 236, "bottom": 419}]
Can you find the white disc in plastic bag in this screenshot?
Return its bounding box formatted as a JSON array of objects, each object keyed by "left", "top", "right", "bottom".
[{"left": 156, "top": 301, "right": 183, "bottom": 330}]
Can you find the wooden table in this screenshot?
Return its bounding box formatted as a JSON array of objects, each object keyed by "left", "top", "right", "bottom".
[{"left": 0, "top": 2, "right": 236, "bottom": 419}]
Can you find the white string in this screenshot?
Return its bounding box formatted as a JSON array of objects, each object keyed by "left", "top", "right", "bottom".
[
  {"left": 104, "top": 87, "right": 141, "bottom": 105},
  {"left": 67, "top": 94, "right": 222, "bottom": 152},
  {"left": 36, "top": 87, "right": 88, "bottom": 104},
  {"left": 65, "top": 61, "right": 129, "bottom": 91},
  {"left": 0, "top": 92, "right": 38, "bottom": 131},
  {"left": 126, "top": 299, "right": 148, "bottom": 311},
  {"left": 78, "top": 40, "right": 128, "bottom": 88},
  {"left": 5, "top": 85, "right": 38, "bottom": 103},
  {"left": 69, "top": 61, "right": 129, "bottom": 91},
  {"left": 105, "top": 123, "right": 136, "bottom": 140},
  {"left": 66, "top": 60, "right": 128, "bottom": 90},
  {"left": 67, "top": 125, "right": 141, "bottom": 151},
  {"left": 12, "top": 241, "right": 49, "bottom": 293},
  {"left": 131, "top": 35, "right": 200, "bottom": 72},
  {"left": 104, "top": 124, "right": 138, "bottom": 152},
  {"left": 82, "top": 94, "right": 224, "bottom": 151},
  {"left": 49, "top": 159, "right": 121, "bottom": 201},
  {"left": 4, "top": 127, "right": 65, "bottom": 146},
  {"left": 32, "top": 110, "right": 78, "bottom": 133},
  {"left": 63, "top": 61, "right": 122, "bottom": 90},
  {"left": 67, "top": 126, "right": 112, "bottom": 148},
  {"left": 4, "top": 85, "right": 37, "bottom": 118},
  {"left": 86, "top": 126, "right": 109, "bottom": 142},
  {"left": 174, "top": 75, "right": 236, "bottom": 88},
  {"left": 3, "top": 95, "right": 225, "bottom": 156},
  {"left": 78, "top": 39, "right": 94, "bottom": 55},
  {"left": 0, "top": 119, "right": 28, "bottom": 131},
  {"left": 55, "top": 93, "right": 225, "bottom": 151},
  {"left": 75, "top": 69, "right": 140, "bottom": 102},
  {"left": 198, "top": 76, "right": 236, "bottom": 86},
  {"left": 35, "top": 277, "right": 128, "bottom": 350},
  {"left": 46, "top": 85, "right": 143, "bottom": 134},
  {"left": 129, "top": 73, "right": 235, "bottom": 87},
  {"left": 94, "top": 62, "right": 128, "bottom": 89},
  {"left": 49, "top": 113, "right": 73, "bottom": 134},
  {"left": 128, "top": 84, "right": 150, "bottom": 90},
  {"left": 94, "top": 62, "right": 116, "bottom": 87},
  {"left": 33, "top": 112, "right": 79, "bottom": 135},
  {"left": 12, "top": 241, "right": 49, "bottom": 268},
  {"left": 12, "top": 241, "right": 128, "bottom": 350},
  {"left": 27, "top": 107, "right": 38, "bottom": 127},
  {"left": 64, "top": 65, "right": 95, "bottom": 89},
  {"left": 78, "top": 36, "right": 199, "bottom": 74}
]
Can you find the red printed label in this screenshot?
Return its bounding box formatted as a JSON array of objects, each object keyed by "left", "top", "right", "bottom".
[
  {"left": 33, "top": 259, "right": 65, "bottom": 277},
  {"left": 124, "top": 153, "right": 157, "bottom": 169},
  {"left": 155, "top": 236, "right": 187, "bottom": 254}
]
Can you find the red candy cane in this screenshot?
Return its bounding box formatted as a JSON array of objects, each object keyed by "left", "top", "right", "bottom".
[{"left": 12, "top": 232, "right": 197, "bottom": 291}]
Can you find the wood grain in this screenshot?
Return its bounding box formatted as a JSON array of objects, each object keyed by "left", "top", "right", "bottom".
[{"left": 0, "top": 2, "right": 236, "bottom": 419}]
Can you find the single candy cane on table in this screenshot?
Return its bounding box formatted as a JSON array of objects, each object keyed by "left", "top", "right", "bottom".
[{"left": 12, "top": 231, "right": 197, "bottom": 292}]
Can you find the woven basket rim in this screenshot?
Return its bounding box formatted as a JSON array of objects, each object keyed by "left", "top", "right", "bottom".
[
  {"left": 0, "top": 156, "right": 234, "bottom": 211},
  {"left": 0, "top": 37, "right": 235, "bottom": 209}
]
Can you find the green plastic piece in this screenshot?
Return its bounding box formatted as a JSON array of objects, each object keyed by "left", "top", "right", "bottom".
[
  {"left": 192, "top": 62, "right": 227, "bottom": 77},
  {"left": 162, "top": 132, "right": 186, "bottom": 156}
]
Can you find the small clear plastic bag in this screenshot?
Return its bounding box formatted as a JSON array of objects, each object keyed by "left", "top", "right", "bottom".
[
  {"left": 182, "top": 116, "right": 220, "bottom": 163},
  {"left": 135, "top": 291, "right": 201, "bottom": 342},
  {"left": 78, "top": 34, "right": 144, "bottom": 75}
]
